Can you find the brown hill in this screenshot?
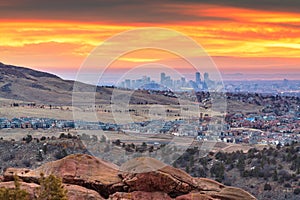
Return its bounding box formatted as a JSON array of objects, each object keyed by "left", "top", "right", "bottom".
[
  {"left": 2, "top": 154, "right": 257, "bottom": 200},
  {"left": 0, "top": 62, "right": 74, "bottom": 104},
  {"left": 0, "top": 62, "right": 179, "bottom": 105}
]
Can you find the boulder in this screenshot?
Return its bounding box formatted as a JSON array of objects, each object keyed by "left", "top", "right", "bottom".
[
  {"left": 120, "top": 157, "right": 196, "bottom": 196},
  {"left": 0, "top": 181, "right": 104, "bottom": 200},
  {"left": 65, "top": 184, "right": 105, "bottom": 200},
  {"left": 0, "top": 181, "right": 39, "bottom": 198},
  {"left": 4, "top": 154, "right": 123, "bottom": 198}
]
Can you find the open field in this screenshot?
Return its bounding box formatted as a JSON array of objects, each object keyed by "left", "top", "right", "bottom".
[
  {"left": 0, "top": 103, "right": 216, "bottom": 123},
  {"left": 0, "top": 95, "right": 262, "bottom": 124}
]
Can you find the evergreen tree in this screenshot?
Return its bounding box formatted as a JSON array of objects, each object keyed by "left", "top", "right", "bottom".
[
  {"left": 0, "top": 175, "right": 29, "bottom": 200},
  {"left": 272, "top": 169, "right": 278, "bottom": 181},
  {"left": 37, "top": 173, "right": 67, "bottom": 200}
]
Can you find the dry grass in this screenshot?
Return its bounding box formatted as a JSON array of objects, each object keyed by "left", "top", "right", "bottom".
[{"left": 0, "top": 102, "right": 218, "bottom": 123}]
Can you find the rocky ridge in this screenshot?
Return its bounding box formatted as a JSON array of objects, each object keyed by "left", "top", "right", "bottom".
[{"left": 1, "top": 154, "right": 256, "bottom": 200}]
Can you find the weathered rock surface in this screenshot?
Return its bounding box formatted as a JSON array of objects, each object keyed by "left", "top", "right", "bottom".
[
  {"left": 2, "top": 154, "right": 257, "bottom": 200},
  {"left": 109, "top": 191, "right": 172, "bottom": 200},
  {"left": 194, "top": 178, "right": 225, "bottom": 192},
  {"left": 0, "top": 181, "right": 39, "bottom": 198},
  {"left": 4, "top": 154, "right": 123, "bottom": 198},
  {"left": 65, "top": 184, "right": 104, "bottom": 200},
  {"left": 175, "top": 193, "right": 215, "bottom": 200},
  {"left": 120, "top": 157, "right": 197, "bottom": 196},
  {"left": 207, "top": 186, "right": 257, "bottom": 200},
  {"left": 0, "top": 181, "right": 103, "bottom": 200}
]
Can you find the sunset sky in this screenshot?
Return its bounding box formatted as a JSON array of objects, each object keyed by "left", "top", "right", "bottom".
[{"left": 1, "top": 0, "right": 300, "bottom": 79}]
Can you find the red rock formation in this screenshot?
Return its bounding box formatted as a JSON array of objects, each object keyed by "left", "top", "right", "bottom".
[
  {"left": 0, "top": 181, "right": 103, "bottom": 200},
  {"left": 4, "top": 154, "right": 123, "bottom": 198},
  {"left": 0, "top": 181, "right": 39, "bottom": 198},
  {"left": 175, "top": 193, "right": 216, "bottom": 200},
  {"left": 110, "top": 191, "right": 172, "bottom": 200},
  {"left": 120, "top": 157, "right": 196, "bottom": 196},
  {"left": 2, "top": 154, "right": 257, "bottom": 200},
  {"left": 65, "top": 184, "right": 104, "bottom": 200}
]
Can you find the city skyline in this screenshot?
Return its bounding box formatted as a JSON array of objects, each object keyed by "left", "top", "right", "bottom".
[{"left": 118, "top": 71, "right": 213, "bottom": 91}]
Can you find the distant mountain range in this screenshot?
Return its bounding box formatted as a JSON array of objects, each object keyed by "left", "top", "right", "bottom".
[{"left": 0, "top": 62, "right": 178, "bottom": 105}]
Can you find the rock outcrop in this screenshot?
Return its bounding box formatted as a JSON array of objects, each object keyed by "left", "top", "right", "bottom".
[
  {"left": 110, "top": 191, "right": 172, "bottom": 200},
  {"left": 65, "top": 184, "right": 105, "bottom": 200},
  {"left": 0, "top": 181, "right": 103, "bottom": 200},
  {"left": 1, "top": 154, "right": 257, "bottom": 200},
  {"left": 4, "top": 154, "right": 123, "bottom": 198}
]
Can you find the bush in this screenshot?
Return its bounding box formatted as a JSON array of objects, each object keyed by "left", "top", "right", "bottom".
[
  {"left": 264, "top": 183, "right": 272, "bottom": 191},
  {"left": 294, "top": 188, "right": 300, "bottom": 195},
  {"left": 0, "top": 175, "right": 30, "bottom": 200},
  {"left": 284, "top": 183, "right": 291, "bottom": 188},
  {"left": 54, "top": 149, "right": 68, "bottom": 160},
  {"left": 22, "top": 160, "right": 31, "bottom": 168},
  {"left": 59, "top": 133, "right": 66, "bottom": 139},
  {"left": 23, "top": 135, "right": 33, "bottom": 143},
  {"left": 100, "top": 135, "right": 107, "bottom": 143},
  {"left": 210, "top": 162, "right": 225, "bottom": 182},
  {"left": 37, "top": 173, "right": 67, "bottom": 200}
]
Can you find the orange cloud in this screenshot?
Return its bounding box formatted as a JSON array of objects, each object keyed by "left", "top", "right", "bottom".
[{"left": 0, "top": 3, "right": 300, "bottom": 75}]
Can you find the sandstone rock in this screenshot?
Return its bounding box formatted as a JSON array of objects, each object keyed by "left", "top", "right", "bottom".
[
  {"left": 194, "top": 178, "right": 225, "bottom": 192},
  {"left": 0, "top": 181, "right": 39, "bottom": 198},
  {"left": 65, "top": 184, "right": 105, "bottom": 200},
  {"left": 4, "top": 154, "right": 123, "bottom": 198},
  {"left": 120, "top": 157, "right": 196, "bottom": 196},
  {"left": 176, "top": 193, "right": 216, "bottom": 200},
  {"left": 0, "top": 181, "right": 104, "bottom": 200},
  {"left": 109, "top": 191, "right": 172, "bottom": 200},
  {"left": 3, "top": 168, "right": 34, "bottom": 182},
  {"left": 208, "top": 186, "right": 257, "bottom": 200},
  {"left": 35, "top": 154, "right": 121, "bottom": 185},
  {"left": 3, "top": 154, "right": 257, "bottom": 200}
]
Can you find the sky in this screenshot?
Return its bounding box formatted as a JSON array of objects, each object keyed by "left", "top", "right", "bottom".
[{"left": 1, "top": 0, "right": 300, "bottom": 80}]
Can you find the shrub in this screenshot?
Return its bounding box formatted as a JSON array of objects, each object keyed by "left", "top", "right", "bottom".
[
  {"left": 54, "top": 149, "right": 68, "bottom": 160},
  {"left": 59, "top": 133, "right": 66, "bottom": 139},
  {"left": 294, "top": 188, "right": 300, "bottom": 195},
  {"left": 36, "top": 150, "right": 44, "bottom": 161},
  {"left": 23, "top": 135, "right": 33, "bottom": 143},
  {"left": 284, "top": 183, "right": 291, "bottom": 188},
  {"left": 263, "top": 183, "right": 272, "bottom": 191},
  {"left": 100, "top": 135, "right": 107, "bottom": 143},
  {"left": 0, "top": 175, "right": 30, "bottom": 200},
  {"left": 37, "top": 173, "right": 67, "bottom": 200},
  {"left": 210, "top": 162, "right": 225, "bottom": 182}
]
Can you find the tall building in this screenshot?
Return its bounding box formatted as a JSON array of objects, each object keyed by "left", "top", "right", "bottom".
[
  {"left": 204, "top": 72, "right": 209, "bottom": 82},
  {"left": 132, "top": 80, "right": 136, "bottom": 88},
  {"left": 203, "top": 72, "right": 210, "bottom": 90},
  {"left": 160, "top": 72, "right": 166, "bottom": 84},
  {"left": 125, "top": 79, "right": 131, "bottom": 88},
  {"left": 165, "top": 76, "right": 172, "bottom": 88},
  {"left": 181, "top": 77, "right": 186, "bottom": 87},
  {"left": 195, "top": 72, "right": 201, "bottom": 84}
]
